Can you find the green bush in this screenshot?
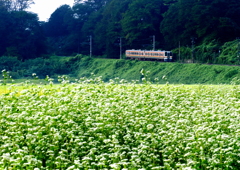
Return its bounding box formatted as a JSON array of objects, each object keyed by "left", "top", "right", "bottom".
[
  {"left": 0, "top": 56, "right": 73, "bottom": 79},
  {"left": 0, "top": 56, "right": 20, "bottom": 71},
  {"left": 218, "top": 40, "right": 239, "bottom": 64},
  {"left": 195, "top": 39, "right": 220, "bottom": 64}
]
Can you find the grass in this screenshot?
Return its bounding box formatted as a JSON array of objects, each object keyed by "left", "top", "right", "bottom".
[
  {"left": 1, "top": 55, "right": 240, "bottom": 84},
  {"left": 74, "top": 57, "right": 240, "bottom": 84}
]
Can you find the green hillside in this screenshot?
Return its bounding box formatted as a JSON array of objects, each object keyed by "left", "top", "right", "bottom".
[
  {"left": 1, "top": 55, "right": 240, "bottom": 84},
  {"left": 73, "top": 56, "right": 240, "bottom": 84}
]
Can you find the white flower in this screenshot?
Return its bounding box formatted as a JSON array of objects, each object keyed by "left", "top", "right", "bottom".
[
  {"left": 110, "top": 163, "right": 120, "bottom": 169},
  {"left": 103, "top": 139, "right": 111, "bottom": 143},
  {"left": 147, "top": 124, "right": 154, "bottom": 130}
]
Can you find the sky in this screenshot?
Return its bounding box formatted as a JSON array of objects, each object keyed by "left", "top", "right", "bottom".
[{"left": 28, "top": 0, "right": 75, "bottom": 21}]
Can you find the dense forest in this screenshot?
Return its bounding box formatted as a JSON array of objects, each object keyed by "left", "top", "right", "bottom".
[{"left": 1, "top": 0, "right": 240, "bottom": 64}]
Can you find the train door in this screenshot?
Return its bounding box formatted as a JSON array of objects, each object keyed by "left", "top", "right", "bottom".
[
  {"left": 164, "top": 52, "right": 172, "bottom": 62},
  {"left": 164, "top": 52, "right": 169, "bottom": 61}
]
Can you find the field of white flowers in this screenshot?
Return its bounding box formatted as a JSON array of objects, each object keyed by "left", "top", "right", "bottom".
[{"left": 0, "top": 77, "right": 239, "bottom": 169}]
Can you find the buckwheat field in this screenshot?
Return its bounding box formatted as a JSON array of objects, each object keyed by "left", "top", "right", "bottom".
[{"left": 0, "top": 77, "right": 239, "bottom": 169}]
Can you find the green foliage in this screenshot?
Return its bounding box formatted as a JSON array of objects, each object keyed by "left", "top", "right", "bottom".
[
  {"left": 42, "top": 5, "right": 74, "bottom": 56},
  {"left": 195, "top": 39, "right": 220, "bottom": 63},
  {"left": 172, "top": 38, "right": 240, "bottom": 64},
  {"left": 0, "top": 10, "right": 46, "bottom": 60},
  {"left": 0, "top": 56, "right": 74, "bottom": 79},
  {"left": 0, "top": 69, "right": 13, "bottom": 85},
  {"left": 172, "top": 46, "right": 192, "bottom": 62},
  {"left": 74, "top": 57, "right": 240, "bottom": 84},
  {"left": 0, "top": 80, "right": 239, "bottom": 169},
  {"left": 93, "top": 0, "right": 131, "bottom": 57},
  {"left": 231, "top": 77, "right": 240, "bottom": 85},
  {"left": 0, "top": 56, "right": 20, "bottom": 71},
  {"left": 1, "top": 55, "right": 240, "bottom": 84},
  {"left": 2, "top": 0, "right": 240, "bottom": 63},
  {"left": 0, "top": 0, "right": 34, "bottom": 11},
  {"left": 44, "top": 5, "right": 71, "bottom": 37},
  {"left": 0, "top": 6, "right": 11, "bottom": 56},
  {"left": 161, "top": 0, "right": 240, "bottom": 49},
  {"left": 218, "top": 40, "right": 240, "bottom": 64},
  {"left": 121, "top": 0, "right": 165, "bottom": 49},
  {"left": 43, "top": 0, "right": 168, "bottom": 57}
]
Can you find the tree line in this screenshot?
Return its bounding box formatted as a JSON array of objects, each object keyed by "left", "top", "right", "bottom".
[{"left": 1, "top": 0, "right": 240, "bottom": 64}]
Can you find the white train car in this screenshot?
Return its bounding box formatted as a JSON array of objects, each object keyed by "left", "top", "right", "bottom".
[{"left": 126, "top": 49, "right": 173, "bottom": 61}]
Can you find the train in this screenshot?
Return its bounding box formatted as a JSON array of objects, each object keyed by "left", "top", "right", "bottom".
[{"left": 125, "top": 49, "right": 173, "bottom": 62}]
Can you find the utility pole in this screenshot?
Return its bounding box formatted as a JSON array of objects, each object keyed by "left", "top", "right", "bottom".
[
  {"left": 89, "top": 35, "right": 92, "bottom": 58},
  {"left": 191, "top": 37, "right": 195, "bottom": 63},
  {"left": 119, "top": 37, "right": 122, "bottom": 59},
  {"left": 179, "top": 41, "right": 181, "bottom": 62},
  {"left": 152, "top": 35, "right": 155, "bottom": 51},
  {"left": 237, "top": 37, "right": 240, "bottom": 65}
]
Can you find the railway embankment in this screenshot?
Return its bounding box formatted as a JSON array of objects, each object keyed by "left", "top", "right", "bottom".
[
  {"left": 1, "top": 55, "right": 240, "bottom": 84},
  {"left": 74, "top": 57, "right": 240, "bottom": 84}
]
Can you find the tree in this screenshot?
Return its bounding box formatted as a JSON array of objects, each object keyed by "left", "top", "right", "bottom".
[
  {"left": 44, "top": 5, "right": 71, "bottom": 37},
  {"left": 161, "top": 0, "right": 240, "bottom": 49},
  {"left": 0, "top": 0, "right": 34, "bottom": 11},
  {"left": 161, "top": 0, "right": 197, "bottom": 49},
  {"left": 74, "top": 0, "right": 110, "bottom": 11},
  {"left": 0, "top": 5, "right": 11, "bottom": 56},
  {"left": 6, "top": 11, "right": 46, "bottom": 60},
  {"left": 0, "top": 1, "right": 46, "bottom": 59},
  {"left": 43, "top": 5, "right": 74, "bottom": 55},
  {"left": 71, "top": 0, "right": 112, "bottom": 55},
  {"left": 121, "top": 0, "right": 167, "bottom": 50},
  {"left": 93, "top": 0, "right": 131, "bottom": 57}
]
